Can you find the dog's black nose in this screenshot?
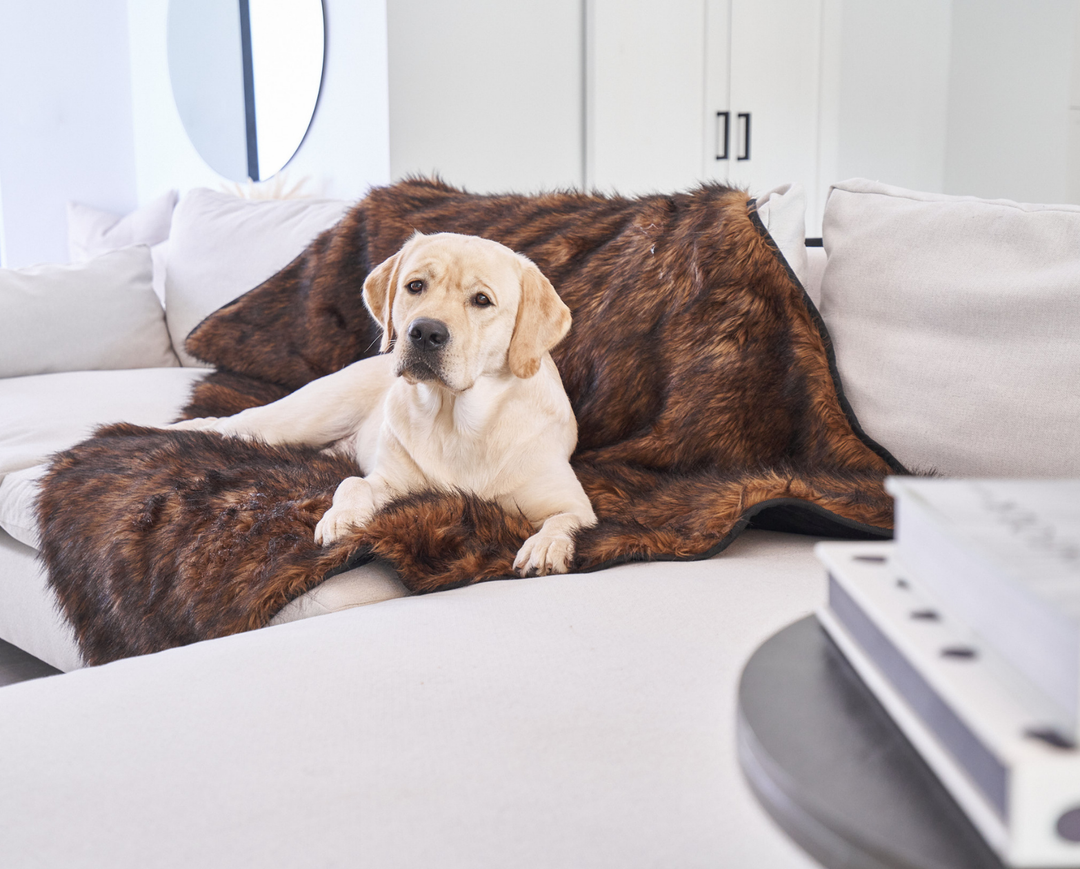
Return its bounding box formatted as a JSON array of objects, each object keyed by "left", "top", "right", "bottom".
[{"left": 407, "top": 318, "right": 449, "bottom": 352}]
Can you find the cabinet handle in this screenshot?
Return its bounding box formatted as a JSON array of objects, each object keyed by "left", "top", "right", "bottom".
[
  {"left": 737, "top": 112, "right": 751, "bottom": 161},
  {"left": 715, "top": 111, "right": 730, "bottom": 160}
]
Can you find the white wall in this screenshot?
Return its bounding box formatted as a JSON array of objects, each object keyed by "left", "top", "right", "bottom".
[
  {"left": 0, "top": 0, "right": 137, "bottom": 268},
  {"left": 129, "top": 0, "right": 391, "bottom": 205},
  {"left": 828, "top": 0, "right": 953, "bottom": 194},
  {"left": 945, "top": 0, "right": 1077, "bottom": 203}
]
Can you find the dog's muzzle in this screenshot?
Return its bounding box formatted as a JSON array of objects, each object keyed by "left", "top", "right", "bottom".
[{"left": 399, "top": 318, "right": 450, "bottom": 384}]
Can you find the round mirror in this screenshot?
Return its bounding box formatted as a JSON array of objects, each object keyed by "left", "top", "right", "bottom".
[{"left": 167, "top": 0, "right": 325, "bottom": 182}]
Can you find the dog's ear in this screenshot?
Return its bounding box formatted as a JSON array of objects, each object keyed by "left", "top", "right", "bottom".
[
  {"left": 507, "top": 259, "right": 571, "bottom": 379},
  {"left": 363, "top": 249, "right": 405, "bottom": 353}
]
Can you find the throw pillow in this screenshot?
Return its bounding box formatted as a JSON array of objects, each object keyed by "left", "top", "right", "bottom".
[
  {"left": 67, "top": 189, "right": 178, "bottom": 262},
  {"left": 820, "top": 178, "right": 1080, "bottom": 477},
  {"left": 165, "top": 189, "right": 352, "bottom": 366},
  {"left": 0, "top": 245, "right": 180, "bottom": 378},
  {"left": 68, "top": 189, "right": 179, "bottom": 304}
]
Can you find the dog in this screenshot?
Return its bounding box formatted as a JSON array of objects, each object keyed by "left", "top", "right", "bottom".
[{"left": 172, "top": 231, "right": 597, "bottom": 576}]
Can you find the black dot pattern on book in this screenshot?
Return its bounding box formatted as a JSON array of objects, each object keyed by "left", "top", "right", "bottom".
[
  {"left": 910, "top": 609, "right": 940, "bottom": 621},
  {"left": 853, "top": 554, "right": 887, "bottom": 563},
  {"left": 1025, "top": 727, "right": 1077, "bottom": 751},
  {"left": 1057, "top": 807, "right": 1080, "bottom": 842},
  {"left": 940, "top": 646, "right": 977, "bottom": 659}
]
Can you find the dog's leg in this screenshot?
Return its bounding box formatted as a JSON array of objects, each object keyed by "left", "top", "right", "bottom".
[
  {"left": 314, "top": 475, "right": 390, "bottom": 546},
  {"left": 511, "top": 465, "right": 597, "bottom": 577},
  {"left": 169, "top": 357, "right": 392, "bottom": 447}
]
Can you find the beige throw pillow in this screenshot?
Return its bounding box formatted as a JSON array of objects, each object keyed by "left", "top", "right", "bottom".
[
  {"left": 0, "top": 246, "right": 180, "bottom": 379},
  {"left": 820, "top": 178, "right": 1080, "bottom": 477}
]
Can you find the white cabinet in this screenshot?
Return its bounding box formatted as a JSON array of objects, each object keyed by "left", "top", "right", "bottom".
[
  {"left": 704, "top": 0, "right": 825, "bottom": 230},
  {"left": 585, "top": 0, "right": 706, "bottom": 195},
  {"left": 386, "top": 1, "right": 1080, "bottom": 221},
  {"left": 387, "top": 0, "right": 584, "bottom": 193},
  {"left": 587, "top": 0, "right": 826, "bottom": 230}
]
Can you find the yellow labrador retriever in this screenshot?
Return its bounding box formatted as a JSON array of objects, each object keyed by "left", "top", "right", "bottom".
[{"left": 173, "top": 232, "right": 596, "bottom": 576}]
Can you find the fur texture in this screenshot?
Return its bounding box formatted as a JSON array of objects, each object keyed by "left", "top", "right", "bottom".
[{"left": 38, "top": 179, "right": 905, "bottom": 665}]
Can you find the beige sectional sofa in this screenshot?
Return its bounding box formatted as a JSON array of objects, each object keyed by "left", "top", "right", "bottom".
[{"left": 0, "top": 179, "right": 1075, "bottom": 867}]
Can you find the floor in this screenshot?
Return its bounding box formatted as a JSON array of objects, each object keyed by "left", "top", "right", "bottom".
[{"left": 0, "top": 637, "right": 61, "bottom": 688}]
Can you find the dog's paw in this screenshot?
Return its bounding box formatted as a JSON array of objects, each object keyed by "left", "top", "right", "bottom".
[
  {"left": 314, "top": 506, "right": 365, "bottom": 546},
  {"left": 513, "top": 532, "right": 575, "bottom": 577},
  {"left": 167, "top": 417, "right": 221, "bottom": 431},
  {"left": 314, "top": 478, "right": 377, "bottom": 546}
]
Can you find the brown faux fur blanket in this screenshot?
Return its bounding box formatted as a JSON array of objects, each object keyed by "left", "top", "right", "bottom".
[{"left": 39, "top": 179, "right": 905, "bottom": 665}]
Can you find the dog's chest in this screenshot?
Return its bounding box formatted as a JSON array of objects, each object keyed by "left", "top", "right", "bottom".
[{"left": 380, "top": 386, "right": 525, "bottom": 497}]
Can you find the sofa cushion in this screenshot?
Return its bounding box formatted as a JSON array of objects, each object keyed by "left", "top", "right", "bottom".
[
  {"left": 0, "top": 246, "right": 179, "bottom": 378},
  {"left": 0, "top": 367, "right": 211, "bottom": 481},
  {"left": 0, "top": 465, "right": 45, "bottom": 549},
  {"left": 165, "top": 189, "right": 351, "bottom": 366},
  {"left": 820, "top": 178, "right": 1080, "bottom": 477},
  {"left": 0, "top": 529, "right": 825, "bottom": 867}
]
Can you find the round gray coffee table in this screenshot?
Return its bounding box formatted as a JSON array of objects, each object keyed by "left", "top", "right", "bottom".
[{"left": 736, "top": 616, "right": 1006, "bottom": 869}]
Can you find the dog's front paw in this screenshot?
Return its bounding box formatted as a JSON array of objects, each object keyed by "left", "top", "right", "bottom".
[
  {"left": 314, "top": 505, "right": 368, "bottom": 546},
  {"left": 513, "top": 532, "right": 575, "bottom": 577},
  {"left": 314, "top": 477, "right": 377, "bottom": 546}
]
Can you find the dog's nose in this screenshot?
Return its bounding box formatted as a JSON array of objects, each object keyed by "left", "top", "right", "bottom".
[{"left": 407, "top": 318, "right": 449, "bottom": 352}]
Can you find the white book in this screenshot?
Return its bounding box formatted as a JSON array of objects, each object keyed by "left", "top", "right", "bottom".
[
  {"left": 886, "top": 477, "right": 1080, "bottom": 741},
  {"left": 816, "top": 541, "right": 1080, "bottom": 868}
]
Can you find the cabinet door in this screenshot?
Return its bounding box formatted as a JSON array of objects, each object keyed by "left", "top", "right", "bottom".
[
  {"left": 706, "top": 0, "right": 823, "bottom": 231},
  {"left": 388, "top": 0, "right": 584, "bottom": 193},
  {"left": 586, "top": 0, "right": 706, "bottom": 194}
]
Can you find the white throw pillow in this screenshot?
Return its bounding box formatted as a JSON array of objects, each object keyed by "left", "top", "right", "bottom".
[
  {"left": 68, "top": 190, "right": 178, "bottom": 304},
  {"left": 166, "top": 189, "right": 351, "bottom": 366},
  {"left": 820, "top": 178, "right": 1080, "bottom": 477},
  {"left": 0, "top": 246, "right": 180, "bottom": 378},
  {"left": 67, "top": 189, "right": 178, "bottom": 262},
  {"left": 754, "top": 182, "right": 810, "bottom": 298}
]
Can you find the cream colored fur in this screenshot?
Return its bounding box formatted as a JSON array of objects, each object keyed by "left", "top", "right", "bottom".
[{"left": 172, "top": 232, "right": 596, "bottom": 576}]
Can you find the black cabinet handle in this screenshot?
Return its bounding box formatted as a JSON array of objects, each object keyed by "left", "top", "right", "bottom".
[
  {"left": 737, "top": 112, "right": 751, "bottom": 161},
  {"left": 716, "top": 111, "right": 730, "bottom": 160}
]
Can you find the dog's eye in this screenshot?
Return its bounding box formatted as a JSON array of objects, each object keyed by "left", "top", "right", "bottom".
[
  {"left": 406, "top": 280, "right": 424, "bottom": 294},
  {"left": 473, "top": 292, "right": 492, "bottom": 307}
]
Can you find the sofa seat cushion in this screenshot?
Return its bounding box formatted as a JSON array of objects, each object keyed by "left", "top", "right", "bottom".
[
  {"left": 0, "top": 529, "right": 824, "bottom": 868},
  {"left": 0, "top": 367, "right": 213, "bottom": 482}
]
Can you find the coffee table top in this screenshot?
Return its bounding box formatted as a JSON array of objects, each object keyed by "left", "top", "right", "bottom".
[{"left": 736, "top": 615, "right": 1005, "bottom": 869}]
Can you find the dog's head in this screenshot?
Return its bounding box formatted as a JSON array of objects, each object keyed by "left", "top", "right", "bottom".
[{"left": 362, "top": 232, "right": 571, "bottom": 392}]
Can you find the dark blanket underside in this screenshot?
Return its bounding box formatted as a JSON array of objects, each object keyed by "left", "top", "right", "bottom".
[{"left": 39, "top": 179, "right": 905, "bottom": 665}]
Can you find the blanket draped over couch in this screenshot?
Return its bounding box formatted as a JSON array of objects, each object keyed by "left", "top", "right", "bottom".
[{"left": 38, "top": 179, "right": 905, "bottom": 665}]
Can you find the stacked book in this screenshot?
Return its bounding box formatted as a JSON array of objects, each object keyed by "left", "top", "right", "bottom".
[{"left": 816, "top": 478, "right": 1080, "bottom": 868}]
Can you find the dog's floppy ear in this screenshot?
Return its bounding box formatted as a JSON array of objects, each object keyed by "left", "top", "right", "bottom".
[
  {"left": 507, "top": 259, "right": 571, "bottom": 379},
  {"left": 363, "top": 246, "right": 407, "bottom": 353}
]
